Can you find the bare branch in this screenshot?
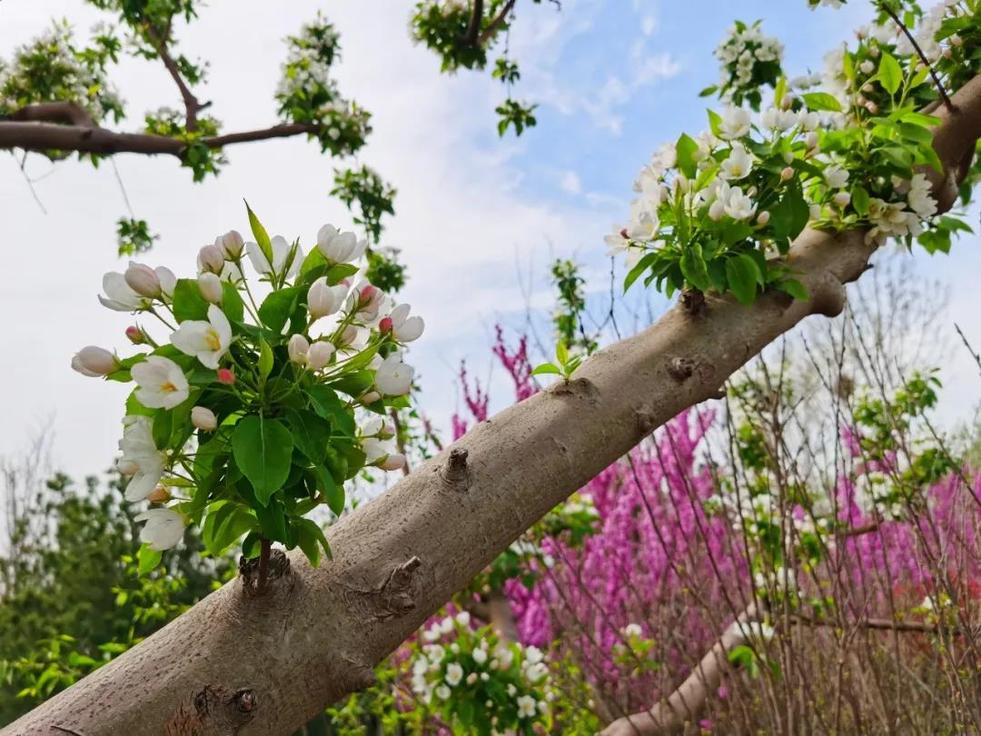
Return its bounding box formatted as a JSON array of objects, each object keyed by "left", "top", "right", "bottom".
[
  {"left": 5, "top": 102, "right": 95, "bottom": 128},
  {"left": 144, "top": 25, "right": 204, "bottom": 130},
  {"left": 478, "top": 0, "right": 516, "bottom": 46}
]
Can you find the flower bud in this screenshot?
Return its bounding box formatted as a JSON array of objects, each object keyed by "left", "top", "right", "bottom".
[
  {"left": 378, "top": 316, "right": 394, "bottom": 335},
  {"left": 197, "top": 244, "right": 225, "bottom": 274},
  {"left": 147, "top": 485, "right": 171, "bottom": 503},
  {"left": 191, "top": 406, "right": 218, "bottom": 432},
  {"left": 951, "top": 35, "right": 963, "bottom": 47},
  {"left": 380, "top": 453, "right": 406, "bottom": 471},
  {"left": 307, "top": 341, "right": 335, "bottom": 371},
  {"left": 216, "top": 230, "right": 245, "bottom": 258},
  {"left": 859, "top": 60, "right": 874, "bottom": 74},
  {"left": 288, "top": 334, "right": 310, "bottom": 364},
  {"left": 756, "top": 210, "right": 771, "bottom": 226},
  {"left": 125, "top": 326, "right": 145, "bottom": 345},
  {"left": 809, "top": 204, "right": 823, "bottom": 220},
  {"left": 361, "top": 390, "right": 381, "bottom": 405},
  {"left": 217, "top": 368, "right": 236, "bottom": 385},
  {"left": 358, "top": 284, "right": 378, "bottom": 308},
  {"left": 71, "top": 346, "right": 117, "bottom": 377},
  {"left": 869, "top": 46, "right": 879, "bottom": 58},
  {"left": 124, "top": 262, "right": 161, "bottom": 298},
  {"left": 833, "top": 191, "right": 851, "bottom": 208},
  {"left": 307, "top": 277, "right": 340, "bottom": 320},
  {"left": 805, "top": 132, "right": 819, "bottom": 149},
  {"left": 198, "top": 272, "right": 223, "bottom": 304},
  {"left": 780, "top": 166, "right": 794, "bottom": 181},
  {"left": 864, "top": 101, "right": 879, "bottom": 114}
]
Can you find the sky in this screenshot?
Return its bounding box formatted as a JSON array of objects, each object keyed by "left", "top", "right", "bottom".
[{"left": 0, "top": 0, "right": 978, "bottom": 480}]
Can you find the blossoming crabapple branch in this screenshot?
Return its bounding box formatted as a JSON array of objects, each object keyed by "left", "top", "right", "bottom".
[
  {"left": 878, "top": 3, "right": 954, "bottom": 112},
  {"left": 8, "top": 68, "right": 981, "bottom": 736}
]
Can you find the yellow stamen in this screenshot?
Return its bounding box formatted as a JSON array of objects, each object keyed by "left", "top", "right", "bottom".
[{"left": 205, "top": 328, "right": 221, "bottom": 351}]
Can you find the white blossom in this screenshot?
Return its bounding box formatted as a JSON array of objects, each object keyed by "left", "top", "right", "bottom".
[
  {"left": 720, "top": 144, "right": 753, "bottom": 180},
  {"left": 719, "top": 106, "right": 751, "bottom": 140},
  {"left": 375, "top": 353, "right": 414, "bottom": 396},
  {"left": 246, "top": 235, "right": 303, "bottom": 278},
  {"left": 131, "top": 356, "right": 190, "bottom": 409},
  {"left": 516, "top": 695, "right": 537, "bottom": 719},
  {"left": 170, "top": 305, "right": 233, "bottom": 369},
  {"left": 118, "top": 415, "right": 166, "bottom": 501},
  {"left": 135, "top": 507, "right": 185, "bottom": 550},
  {"left": 317, "top": 224, "right": 367, "bottom": 263},
  {"left": 99, "top": 271, "right": 144, "bottom": 312},
  {"left": 445, "top": 662, "right": 464, "bottom": 687},
  {"left": 382, "top": 303, "right": 425, "bottom": 342}
]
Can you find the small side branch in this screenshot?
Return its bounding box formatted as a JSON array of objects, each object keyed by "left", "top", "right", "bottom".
[
  {"left": 478, "top": 0, "right": 517, "bottom": 46},
  {"left": 145, "top": 25, "right": 205, "bottom": 130},
  {"left": 881, "top": 4, "right": 954, "bottom": 112}
]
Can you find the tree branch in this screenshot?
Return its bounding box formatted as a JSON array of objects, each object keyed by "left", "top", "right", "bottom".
[
  {"left": 464, "top": 0, "right": 485, "bottom": 45},
  {"left": 4, "top": 102, "right": 95, "bottom": 128},
  {"left": 478, "top": 0, "right": 516, "bottom": 46},
  {"left": 0, "top": 120, "right": 321, "bottom": 157},
  {"left": 144, "top": 25, "right": 204, "bottom": 130},
  {"left": 5, "top": 73, "right": 981, "bottom": 736}
]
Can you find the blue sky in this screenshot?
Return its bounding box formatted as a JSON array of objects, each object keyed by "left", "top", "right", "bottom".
[{"left": 0, "top": 0, "right": 976, "bottom": 479}]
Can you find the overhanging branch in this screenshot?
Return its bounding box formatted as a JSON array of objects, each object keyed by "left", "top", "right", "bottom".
[{"left": 0, "top": 119, "right": 321, "bottom": 157}]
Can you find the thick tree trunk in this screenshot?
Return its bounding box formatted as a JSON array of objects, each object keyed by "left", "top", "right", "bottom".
[{"left": 6, "top": 75, "right": 980, "bottom": 736}]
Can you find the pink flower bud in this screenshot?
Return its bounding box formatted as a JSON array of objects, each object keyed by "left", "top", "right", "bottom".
[
  {"left": 756, "top": 211, "right": 771, "bottom": 226},
  {"left": 378, "top": 317, "right": 393, "bottom": 334},
  {"left": 307, "top": 341, "right": 335, "bottom": 371},
  {"left": 361, "top": 390, "right": 381, "bottom": 405},
  {"left": 197, "top": 244, "right": 225, "bottom": 274},
  {"left": 833, "top": 191, "right": 851, "bottom": 208},
  {"left": 147, "top": 485, "right": 171, "bottom": 503},
  {"left": 380, "top": 453, "right": 406, "bottom": 471},
  {"left": 191, "top": 406, "right": 218, "bottom": 432},
  {"left": 217, "top": 368, "right": 236, "bottom": 385},
  {"left": 307, "top": 277, "right": 341, "bottom": 320},
  {"left": 780, "top": 167, "right": 794, "bottom": 182},
  {"left": 71, "top": 346, "right": 117, "bottom": 377},
  {"left": 358, "top": 284, "right": 376, "bottom": 304},
  {"left": 198, "top": 272, "right": 223, "bottom": 304},
  {"left": 124, "top": 262, "right": 161, "bottom": 298},
  {"left": 216, "top": 230, "right": 245, "bottom": 258},
  {"left": 125, "top": 326, "right": 144, "bottom": 344}
]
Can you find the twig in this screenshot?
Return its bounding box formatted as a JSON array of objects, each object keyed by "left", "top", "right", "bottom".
[
  {"left": 478, "top": 0, "right": 516, "bottom": 46},
  {"left": 144, "top": 24, "right": 203, "bottom": 130},
  {"left": 256, "top": 537, "right": 271, "bottom": 594},
  {"left": 954, "top": 323, "right": 981, "bottom": 377},
  {"left": 110, "top": 158, "right": 135, "bottom": 217},
  {"left": 881, "top": 4, "right": 954, "bottom": 112}
]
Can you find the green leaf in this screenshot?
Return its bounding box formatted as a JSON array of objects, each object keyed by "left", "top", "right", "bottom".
[
  {"left": 725, "top": 255, "right": 762, "bottom": 305},
  {"left": 675, "top": 133, "right": 699, "bottom": 179},
  {"left": 770, "top": 183, "right": 810, "bottom": 241},
  {"left": 531, "top": 363, "right": 561, "bottom": 376},
  {"left": 878, "top": 53, "right": 902, "bottom": 96},
  {"left": 231, "top": 415, "right": 294, "bottom": 504},
  {"left": 680, "top": 243, "right": 711, "bottom": 292},
  {"left": 555, "top": 340, "right": 569, "bottom": 365},
  {"left": 326, "top": 263, "right": 359, "bottom": 285},
  {"left": 851, "top": 184, "right": 870, "bottom": 216},
  {"left": 258, "top": 286, "right": 301, "bottom": 335},
  {"left": 939, "top": 215, "right": 973, "bottom": 234},
  {"left": 312, "top": 464, "right": 344, "bottom": 516},
  {"left": 202, "top": 500, "right": 256, "bottom": 555},
  {"left": 258, "top": 338, "right": 274, "bottom": 382},
  {"left": 698, "top": 85, "right": 718, "bottom": 98},
  {"left": 171, "top": 278, "right": 209, "bottom": 323},
  {"left": 253, "top": 497, "right": 289, "bottom": 543},
  {"left": 307, "top": 385, "right": 356, "bottom": 437},
  {"left": 330, "top": 370, "right": 374, "bottom": 398},
  {"left": 152, "top": 410, "right": 173, "bottom": 450},
  {"left": 137, "top": 544, "right": 162, "bottom": 575},
  {"left": 221, "top": 282, "right": 245, "bottom": 323},
  {"left": 245, "top": 201, "right": 273, "bottom": 267},
  {"left": 707, "top": 109, "right": 724, "bottom": 138},
  {"left": 623, "top": 252, "right": 656, "bottom": 292},
  {"left": 294, "top": 517, "right": 332, "bottom": 565},
  {"left": 286, "top": 409, "right": 331, "bottom": 463},
  {"left": 776, "top": 278, "right": 809, "bottom": 301},
  {"left": 802, "top": 92, "right": 842, "bottom": 112}
]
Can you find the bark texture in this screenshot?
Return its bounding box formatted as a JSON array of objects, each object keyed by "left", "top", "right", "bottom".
[{"left": 5, "top": 74, "right": 981, "bottom": 736}]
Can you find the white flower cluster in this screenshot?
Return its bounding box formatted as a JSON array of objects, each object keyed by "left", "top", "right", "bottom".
[
  {"left": 411, "top": 611, "right": 552, "bottom": 731},
  {"left": 0, "top": 22, "right": 123, "bottom": 121},
  {"left": 894, "top": 0, "right": 963, "bottom": 63},
  {"left": 715, "top": 21, "right": 784, "bottom": 91},
  {"left": 866, "top": 173, "right": 937, "bottom": 243},
  {"left": 276, "top": 16, "right": 341, "bottom": 108},
  {"left": 73, "top": 220, "right": 424, "bottom": 551}
]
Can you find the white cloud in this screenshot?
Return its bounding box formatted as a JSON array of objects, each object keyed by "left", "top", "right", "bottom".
[
  {"left": 560, "top": 170, "right": 582, "bottom": 195},
  {"left": 0, "top": 0, "right": 610, "bottom": 475}
]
